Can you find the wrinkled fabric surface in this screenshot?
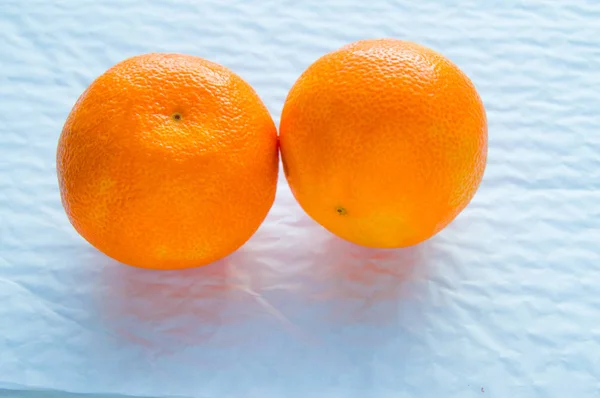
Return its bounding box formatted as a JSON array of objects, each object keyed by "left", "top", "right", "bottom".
[{"left": 1, "top": 1, "right": 600, "bottom": 397}]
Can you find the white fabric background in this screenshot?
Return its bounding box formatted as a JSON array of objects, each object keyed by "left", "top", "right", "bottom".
[{"left": 1, "top": 1, "right": 599, "bottom": 397}]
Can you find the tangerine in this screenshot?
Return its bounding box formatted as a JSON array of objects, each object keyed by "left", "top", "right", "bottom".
[
  {"left": 279, "top": 39, "right": 487, "bottom": 248},
  {"left": 57, "top": 53, "right": 278, "bottom": 269}
]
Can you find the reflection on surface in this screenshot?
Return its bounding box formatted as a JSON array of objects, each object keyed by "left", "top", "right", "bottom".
[
  {"left": 309, "top": 236, "right": 430, "bottom": 327},
  {"left": 100, "top": 258, "right": 231, "bottom": 351},
  {"left": 98, "top": 228, "right": 434, "bottom": 352}
]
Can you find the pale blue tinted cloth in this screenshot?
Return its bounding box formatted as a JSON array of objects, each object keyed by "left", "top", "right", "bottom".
[{"left": 1, "top": 1, "right": 599, "bottom": 397}]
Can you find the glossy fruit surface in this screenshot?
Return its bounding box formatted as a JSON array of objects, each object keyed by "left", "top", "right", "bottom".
[
  {"left": 279, "top": 39, "right": 487, "bottom": 248},
  {"left": 57, "top": 53, "right": 278, "bottom": 269}
]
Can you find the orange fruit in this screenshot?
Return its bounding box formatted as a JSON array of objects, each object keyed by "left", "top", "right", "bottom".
[
  {"left": 279, "top": 39, "right": 487, "bottom": 248},
  {"left": 57, "top": 53, "right": 278, "bottom": 270}
]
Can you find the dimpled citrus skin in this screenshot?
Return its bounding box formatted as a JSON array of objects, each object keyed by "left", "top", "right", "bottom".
[
  {"left": 57, "top": 53, "right": 278, "bottom": 270},
  {"left": 279, "top": 39, "right": 487, "bottom": 248}
]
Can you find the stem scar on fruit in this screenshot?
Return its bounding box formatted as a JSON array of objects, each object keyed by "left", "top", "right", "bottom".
[
  {"left": 336, "top": 206, "right": 347, "bottom": 216},
  {"left": 172, "top": 112, "right": 182, "bottom": 121}
]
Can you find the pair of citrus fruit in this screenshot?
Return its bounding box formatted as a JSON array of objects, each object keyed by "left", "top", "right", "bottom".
[{"left": 56, "top": 39, "right": 487, "bottom": 270}]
